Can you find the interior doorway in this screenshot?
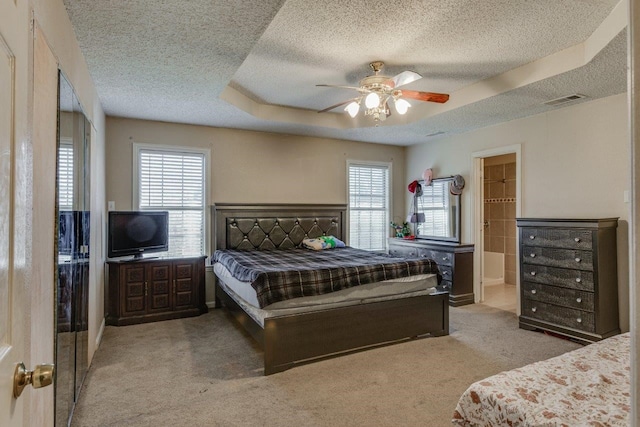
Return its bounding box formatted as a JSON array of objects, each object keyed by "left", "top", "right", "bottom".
[
  {"left": 472, "top": 145, "right": 522, "bottom": 314},
  {"left": 481, "top": 154, "right": 517, "bottom": 312}
]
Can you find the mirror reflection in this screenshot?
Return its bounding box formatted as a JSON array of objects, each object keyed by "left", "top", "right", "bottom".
[
  {"left": 415, "top": 177, "right": 461, "bottom": 243},
  {"left": 56, "top": 71, "right": 91, "bottom": 427}
]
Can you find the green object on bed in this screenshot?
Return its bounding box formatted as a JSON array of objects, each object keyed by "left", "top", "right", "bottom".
[{"left": 302, "top": 235, "right": 346, "bottom": 250}]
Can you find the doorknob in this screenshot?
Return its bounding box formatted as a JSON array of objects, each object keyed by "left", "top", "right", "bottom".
[{"left": 13, "top": 362, "right": 54, "bottom": 398}]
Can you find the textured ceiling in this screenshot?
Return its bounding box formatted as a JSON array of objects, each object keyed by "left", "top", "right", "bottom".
[{"left": 64, "top": 0, "right": 627, "bottom": 146}]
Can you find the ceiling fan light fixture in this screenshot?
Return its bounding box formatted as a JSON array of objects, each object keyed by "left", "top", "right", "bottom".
[
  {"left": 317, "top": 61, "right": 449, "bottom": 124},
  {"left": 345, "top": 101, "right": 360, "bottom": 118},
  {"left": 365, "top": 92, "right": 380, "bottom": 109},
  {"left": 395, "top": 98, "right": 411, "bottom": 115}
]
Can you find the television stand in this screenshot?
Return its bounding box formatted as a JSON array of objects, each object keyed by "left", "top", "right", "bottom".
[{"left": 106, "top": 256, "right": 207, "bottom": 326}]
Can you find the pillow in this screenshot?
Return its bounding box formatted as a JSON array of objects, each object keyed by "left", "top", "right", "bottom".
[{"left": 302, "top": 235, "right": 346, "bottom": 250}]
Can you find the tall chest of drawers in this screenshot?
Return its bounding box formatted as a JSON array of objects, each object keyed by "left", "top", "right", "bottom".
[
  {"left": 517, "top": 218, "right": 619, "bottom": 343},
  {"left": 388, "top": 238, "right": 475, "bottom": 306}
]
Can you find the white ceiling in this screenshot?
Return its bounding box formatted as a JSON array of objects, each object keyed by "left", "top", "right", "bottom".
[{"left": 63, "top": 0, "right": 627, "bottom": 146}]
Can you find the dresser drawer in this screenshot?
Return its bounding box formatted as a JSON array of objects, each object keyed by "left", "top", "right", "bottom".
[
  {"left": 522, "top": 299, "right": 594, "bottom": 332},
  {"left": 437, "top": 280, "right": 452, "bottom": 293},
  {"left": 389, "top": 246, "right": 418, "bottom": 258},
  {"left": 522, "top": 246, "right": 593, "bottom": 271},
  {"left": 521, "top": 228, "right": 593, "bottom": 250},
  {"left": 438, "top": 265, "right": 453, "bottom": 281},
  {"left": 417, "top": 248, "right": 453, "bottom": 266},
  {"left": 522, "top": 282, "right": 594, "bottom": 311},
  {"left": 521, "top": 264, "right": 594, "bottom": 291}
]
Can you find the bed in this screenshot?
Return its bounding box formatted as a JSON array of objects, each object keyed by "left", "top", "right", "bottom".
[
  {"left": 211, "top": 203, "right": 450, "bottom": 375},
  {"left": 452, "top": 332, "right": 630, "bottom": 426}
]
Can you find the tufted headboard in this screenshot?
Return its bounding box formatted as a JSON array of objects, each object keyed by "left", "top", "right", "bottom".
[{"left": 211, "top": 204, "right": 347, "bottom": 251}]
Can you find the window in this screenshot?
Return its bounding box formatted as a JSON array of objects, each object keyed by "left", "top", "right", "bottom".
[
  {"left": 347, "top": 162, "right": 390, "bottom": 251},
  {"left": 134, "top": 144, "right": 208, "bottom": 257},
  {"left": 58, "top": 139, "right": 74, "bottom": 210}
]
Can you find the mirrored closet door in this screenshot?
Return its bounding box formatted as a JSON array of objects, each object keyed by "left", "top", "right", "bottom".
[{"left": 56, "top": 72, "right": 91, "bottom": 426}]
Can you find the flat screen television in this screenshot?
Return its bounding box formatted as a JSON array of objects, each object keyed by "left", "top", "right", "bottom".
[{"left": 108, "top": 211, "right": 169, "bottom": 259}]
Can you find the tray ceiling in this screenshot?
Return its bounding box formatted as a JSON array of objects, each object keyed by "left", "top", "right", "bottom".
[{"left": 64, "top": 0, "right": 627, "bottom": 145}]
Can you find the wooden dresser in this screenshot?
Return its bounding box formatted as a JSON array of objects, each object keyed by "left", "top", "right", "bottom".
[
  {"left": 107, "top": 256, "right": 207, "bottom": 326},
  {"left": 388, "top": 238, "right": 474, "bottom": 306},
  {"left": 516, "top": 218, "right": 619, "bottom": 343}
]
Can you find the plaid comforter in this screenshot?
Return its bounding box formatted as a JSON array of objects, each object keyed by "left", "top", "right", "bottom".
[{"left": 211, "top": 247, "right": 440, "bottom": 308}]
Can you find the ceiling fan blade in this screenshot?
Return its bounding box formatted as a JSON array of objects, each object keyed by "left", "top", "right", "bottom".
[
  {"left": 318, "top": 98, "right": 360, "bottom": 113},
  {"left": 384, "top": 71, "right": 422, "bottom": 88},
  {"left": 401, "top": 90, "right": 449, "bottom": 103},
  {"left": 316, "top": 84, "right": 366, "bottom": 92}
]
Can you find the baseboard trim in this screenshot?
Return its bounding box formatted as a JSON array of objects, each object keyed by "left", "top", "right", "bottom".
[{"left": 95, "top": 318, "right": 106, "bottom": 349}]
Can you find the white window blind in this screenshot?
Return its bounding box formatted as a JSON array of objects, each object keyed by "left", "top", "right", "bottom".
[
  {"left": 348, "top": 163, "right": 390, "bottom": 251},
  {"left": 58, "top": 142, "right": 74, "bottom": 210},
  {"left": 137, "top": 148, "right": 205, "bottom": 257}
]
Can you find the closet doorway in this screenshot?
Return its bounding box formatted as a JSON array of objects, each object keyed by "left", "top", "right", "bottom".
[{"left": 472, "top": 145, "right": 521, "bottom": 314}]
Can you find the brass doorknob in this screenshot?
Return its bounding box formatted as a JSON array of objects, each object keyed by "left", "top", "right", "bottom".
[{"left": 13, "top": 362, "right": 54, "bottom": 398}]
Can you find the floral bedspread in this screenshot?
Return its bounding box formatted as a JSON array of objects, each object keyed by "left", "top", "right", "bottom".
[{"left": 452, "top": 333, "right": 630, "bottom": 426}]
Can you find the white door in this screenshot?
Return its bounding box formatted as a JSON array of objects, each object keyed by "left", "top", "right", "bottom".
[
  {"left": 0, "top": 23, "right": 24, "bottom": 425},
  {"left": 0, "top": 5, "right": 58, "bottom": 426}
]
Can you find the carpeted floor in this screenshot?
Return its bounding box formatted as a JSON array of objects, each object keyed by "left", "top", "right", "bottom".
[{"left": 70, "top": 304, "right": 580, "bottom": 427}]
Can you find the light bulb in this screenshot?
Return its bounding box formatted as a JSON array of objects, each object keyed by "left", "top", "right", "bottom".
[
  {"left": 395, "top": 98, "right": 411, "bottom": 115},
  {"left": 365, "top": 92, "right": 380, "bottom": 109},
  {"left": 345, "top": 101, "right": 359, "bottom": 118}
]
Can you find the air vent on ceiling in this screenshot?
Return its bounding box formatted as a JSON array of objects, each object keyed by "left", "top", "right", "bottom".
[
  {"left": 426, "top": 131, "right": 445, "bottom": 137},
  {"left": 543, "top": 94, "right": 588, "bottom": 107}
]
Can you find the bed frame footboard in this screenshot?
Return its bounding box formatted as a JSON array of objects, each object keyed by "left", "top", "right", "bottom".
[
  {"left": 216, "top": 282, "right": 449, "bottom": 375},
  {"left": 263, "top": 291, "right": 449, "bottom": 375}
]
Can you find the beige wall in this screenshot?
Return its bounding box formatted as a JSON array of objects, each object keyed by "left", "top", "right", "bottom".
[
  {"left": 407, "top": 93, "right": 630, "bottom": 331},
  {"left": 106, "top": 116, "right": 407, "bottom": 245}
]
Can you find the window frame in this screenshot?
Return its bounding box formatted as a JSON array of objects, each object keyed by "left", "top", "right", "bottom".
[
  {"left": 132, "top": 142, "right": 211, "bottom": 257},
  {"left": 346, "top": 159, "right": 393, "bottom": 252}
]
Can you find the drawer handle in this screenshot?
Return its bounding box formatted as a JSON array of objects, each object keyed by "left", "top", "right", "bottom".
[
  {"left": 530, "top": 271, "right": 536, "bottom": 276},
  {"left": 529, "top": 253, "right": 536, "bottom": 258},
  {"left": 442, "top": 257, "right": 448, "bottom": 261},
  {"left": 576, "top": 278, "right": 582, "bottom": 283},
  {"left": 576, "top": 318, "right": 582, "bottom": 323},
  {"left": 531, "top": 307, "right": 537, "bottom": 313},
  {"left": 530, "top": 289, "right": 537, "bottom": 295},
  {"left": 529, "top": 235, "right": 535, "bottom": 240},
  {"left": 575, "top": 258, "right": 581, "bottom": 263},
  {"left": 576, "top": 297, "right": 582, "bottom": 303},
  {"left": 574, "top": 237, "right": 581, "bottom": 243},
  {"left": 442, "top": 270, "right": 449, "bottom": 276}
]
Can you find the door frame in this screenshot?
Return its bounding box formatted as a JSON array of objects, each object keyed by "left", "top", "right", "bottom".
[{"left": 471, "top": 144, "right": 522, "bottom": 313}]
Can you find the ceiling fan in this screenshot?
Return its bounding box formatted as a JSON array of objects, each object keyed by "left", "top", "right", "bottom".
[{"left": 317, "top": 61, "right": 449, "bottom": 122}]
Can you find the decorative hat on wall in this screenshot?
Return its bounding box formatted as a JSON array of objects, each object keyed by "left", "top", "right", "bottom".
[
  {"left": 422, "top": 168, "right": 433, "bottom": 186},
  {"left": 450, "top": 175, "right": 465, "bottom": 195}
]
